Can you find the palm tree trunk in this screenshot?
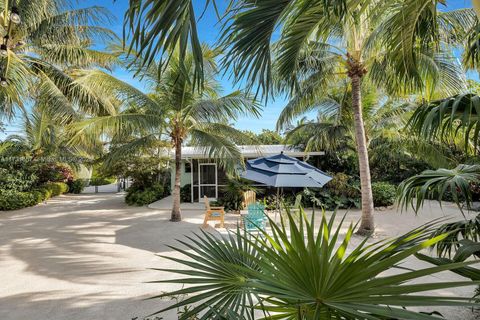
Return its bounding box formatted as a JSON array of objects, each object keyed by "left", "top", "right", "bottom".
[
  {"left": 171, "top": 141, "right": 182, "bottom": 222},
  {"left": 350, "top": 73, "right": 375, "bottom": 235}
]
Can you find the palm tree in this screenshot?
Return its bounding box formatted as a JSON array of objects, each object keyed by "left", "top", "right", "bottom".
[
  {"left": 0, "top": 0, "right": 118, "bottom": 120},
  {"left": 236, "top": 7, "right": 461, "bottom": 233},
  {"left": 122, "top": 1, "right": 474, "bottom": 233},
  {"left": 70, "top": 47, "right": 260, "bottom": 221},
  {"left": 5, "top": 104, "right": 102, "bottom": 162}
]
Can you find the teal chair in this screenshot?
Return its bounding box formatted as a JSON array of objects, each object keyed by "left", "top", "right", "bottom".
[{"left": 243, "top": 203, "right": 267, "bottom": 232}]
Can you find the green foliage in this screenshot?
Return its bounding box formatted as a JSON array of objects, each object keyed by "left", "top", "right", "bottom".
[
  {"left": 89, "top": 177, "right": 116, "bottom": 186},
  {"left": 370, "top": 138, "right": 432, "bottom": 184},
  {"left": 0, "top": 190, "right": 38, "bottom": 211},
  {"left": 0, "top": 181, "right": 68, "bottom": 211},
  {"left": 43, "top": 182, "right": 69, "bottom": 197},
  {"left": 0, "top": 168, "right": 38, "bottom": 192},
  {"left": 99, "top": 156, "right": 170, "bottom": 192},
  {"left": 397, "top": 165, "right": 480, "bottom": 213},
  {"left": 0, "top": 157, "right": 38, "bottom": 192},
  {"left": 35, "top": 162, "right": 74, "bottom": 184},
  {"left": 32, "top": 186, "right": 52, "bottom": 201},
  {"left": 216, "top": 179, "right": 256, "bottom": 212},
  {"left": 240, "top": 129, "right": 284, "bottom": 145},
  {"left": 315, "top": 173, "right": 361, "bottom": 210},
  {"left": 180, "top": 184, "right": 192, "bottom": 203},
  {"left": 151, "top": 210, "right": 477, "bottom": 318},
  {"left": 408, "top": 93, "right": 480, "bottom": 152},
  {"left": 68, "top": 180, "right": 86, "bottom": 194},
  {"left": 372, "top": 182, "right": 397, "bottom": 207},
  {"left": 126, "top": 183, "right": 165, "bottom": 206}
]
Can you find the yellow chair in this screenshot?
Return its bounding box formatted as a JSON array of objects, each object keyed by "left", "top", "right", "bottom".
[
  {"left": 202, "top": 196, "right": 225, "bottom": 228},
  {"left": 242, "top": 190, "right": 256, "bottom": 209}
]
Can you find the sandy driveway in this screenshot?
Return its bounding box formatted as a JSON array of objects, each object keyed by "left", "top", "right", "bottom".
[{"left": 0, "top": 194, "right": 478, "bottom": 320}]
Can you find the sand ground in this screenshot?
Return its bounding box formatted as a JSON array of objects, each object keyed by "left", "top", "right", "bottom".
[{"left": 0, "top": 193, "right": 478, "bottom": 320}]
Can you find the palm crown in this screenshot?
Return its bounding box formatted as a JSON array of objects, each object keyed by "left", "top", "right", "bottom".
[
  {"left": 70, "top": 45, "right": 260, "bottom": 221},
  {"left": 0, "top": 0, "right": 118, "bottom": 120}
]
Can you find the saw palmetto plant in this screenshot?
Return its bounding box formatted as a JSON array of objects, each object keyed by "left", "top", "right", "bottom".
[{"left": 149, "top": 210, "right": 479, "bottom": 319}]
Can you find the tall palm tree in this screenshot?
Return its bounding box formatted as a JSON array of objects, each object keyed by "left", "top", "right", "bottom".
[
  {"left": 0, "top": 0, "right": 118, "bottom": 120},
  {"left": 122, "top": 1, "right": 474, "bottom": 234},
  {"left": 70, "top": 47, "right": 260, "bottom": 221},
  {"left": 223, "top": 4, "right": 466, "bottom": 234}
]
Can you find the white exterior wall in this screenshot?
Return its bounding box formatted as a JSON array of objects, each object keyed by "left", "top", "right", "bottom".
[{"left": 170, "top": 160, "right": 193, "bottom": 192}]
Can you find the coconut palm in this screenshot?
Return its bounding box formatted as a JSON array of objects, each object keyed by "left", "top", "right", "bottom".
[
  {"left": 258, "top": 6, "right": 462, "bottom": 233},
  {"left": 5, "top": 104, "right": 102, "bottom": 161},
  {"left": 122, "top": 0, "right": 478, "bottom": 235},
  {"left": 0, "top": 0, "right": 118, "bottom": 120},
  {"left": 70, "top": 47, "right": 260, "bottom": 221}
]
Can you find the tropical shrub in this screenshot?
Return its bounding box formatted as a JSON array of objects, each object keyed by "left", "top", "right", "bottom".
[
  {"left": 372, "top": 182, "right": 397, "bottom": 207},
  {"left": 89, "top": 177, "right": 116, "bottom": 186},
  {"left": 151, "top": 210, "right": 477, "bottom": 318},
  {"left": 180, "top": 184, "right": 192, "bottom": 203},
  {"left": 328, "top": 173, "right": 361, "bottom": 198},
  {"left": 35, "top": 162, "right": 74, "bottom": 183},
  {"left": 217, "top": 179, "right": 256, "bottom": 212},
  {"left": 0, "top": 168, "right": 38, "bottom": 192},
  {"left": 33, "top": 186, "right": 52, "bottom": 201},
  {"left": 126, "top": 183, "right": 165, "bottom": 206},
  {"left": 0, "top": 190, "right": 38, "bottom": 210},
  {"left": 68, "top": 180, "right": 86, "bottom": 194},
  {"left": 370, "top": 137, "right": 432, "bottom": 184},
  {"left": 313, "top": 173, "right": 361, "bottom": 210},
  {"left": 43, "top": 182, "right": 69, "bottom": 197}
]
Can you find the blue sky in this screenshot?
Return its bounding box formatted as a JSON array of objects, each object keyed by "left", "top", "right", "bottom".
[{"left": 0, "top": 0, "right": 475, "bottom": 137}]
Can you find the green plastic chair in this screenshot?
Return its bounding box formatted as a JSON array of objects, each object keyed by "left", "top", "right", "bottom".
[{"left": 243, "top": 203, "right": 267, "bottom": 232}]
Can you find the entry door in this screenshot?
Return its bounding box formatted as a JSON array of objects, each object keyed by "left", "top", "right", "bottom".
[{"left": 198, "top": 163, "right": 217, "bottom": 200}]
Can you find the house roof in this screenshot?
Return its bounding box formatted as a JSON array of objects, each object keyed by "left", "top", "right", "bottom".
[{"left": 177, "top": 145, "right": 324, "bottom": 159}]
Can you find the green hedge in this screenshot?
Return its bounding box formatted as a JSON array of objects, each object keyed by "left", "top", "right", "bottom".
[
  {"left": 372, "top": 182, "right": 397, "bottom": 207},
  {"left": 126, "top": 183, "right": 165, "bottom": 206},
  {"left": 0, "top": 182, "right": 69, "bottom": 211},
  {"left": 0, "top": 190, "right": 38, "bottom": 210},
  {"left": 68, "top": 180, "right": 85, "bottom": 194}
]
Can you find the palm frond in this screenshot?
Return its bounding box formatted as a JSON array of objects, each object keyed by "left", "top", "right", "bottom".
[
  {"left": 151, "top": 209, "right": 479, "bottom": 319},
  {"left": 189, "top": 125, "right": 243, "bottom": 174},
  {"left": 397, "top": 164, "right": 480, "bottom": 213},
  {"left": 122, "top": 0, "right": 206, "bottom": 88},
  {"left": 408, "top": 93, "right": 480, "bottom": 151},
  {"left": 186, "top": 91, "right": 261, "bottom": 123}
]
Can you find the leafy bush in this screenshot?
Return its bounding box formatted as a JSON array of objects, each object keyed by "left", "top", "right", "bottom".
[
  {"left": 33, "top": 186, "right": 53, "bottom": 200},
  {"left": 180, "top": 184, "right": 191, "bottom": 203},
  {"left": 35, "top": 162, "right": 74, "bottom": 183},
  {"left": 126, "top": 183, "right": 165, "bottom": 206},
  {"left": 0, "top": 190, "right": 38, "bottom": 210},
  {"left": 216, "top": 179, "right": 256, "bottom": 212},
  {"left": 0, "top": 168, "right": 38, "bottom": 192},
  {"left": 372, "top": 181, "right": 397, "bottom": 207},
  {"left": 43, "top": 182, "right": 69, "bottom": 196},
  {"left": 153, "top": 210, "right": 477, "bottom": 318},
  {"left": 68, "top": 180, "right": 86, "bottom": 194},
  {"left": 314, "top": 173, "right": 361, "bottom": 210},
  {"left": 89, "top": 177, "right": 116, "bottom": 186}
]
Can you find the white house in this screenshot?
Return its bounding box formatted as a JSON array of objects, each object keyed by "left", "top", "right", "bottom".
[{"left": 171, "top": 145, "right": 325, "bottom": 202}]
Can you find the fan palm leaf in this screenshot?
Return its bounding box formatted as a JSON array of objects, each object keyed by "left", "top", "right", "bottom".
[
  {"left": 397, "top": 164, "right": 480, "bottom": 214},
  {"left": 151, "top": 209, "right": 479, "bottom": 319}
]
